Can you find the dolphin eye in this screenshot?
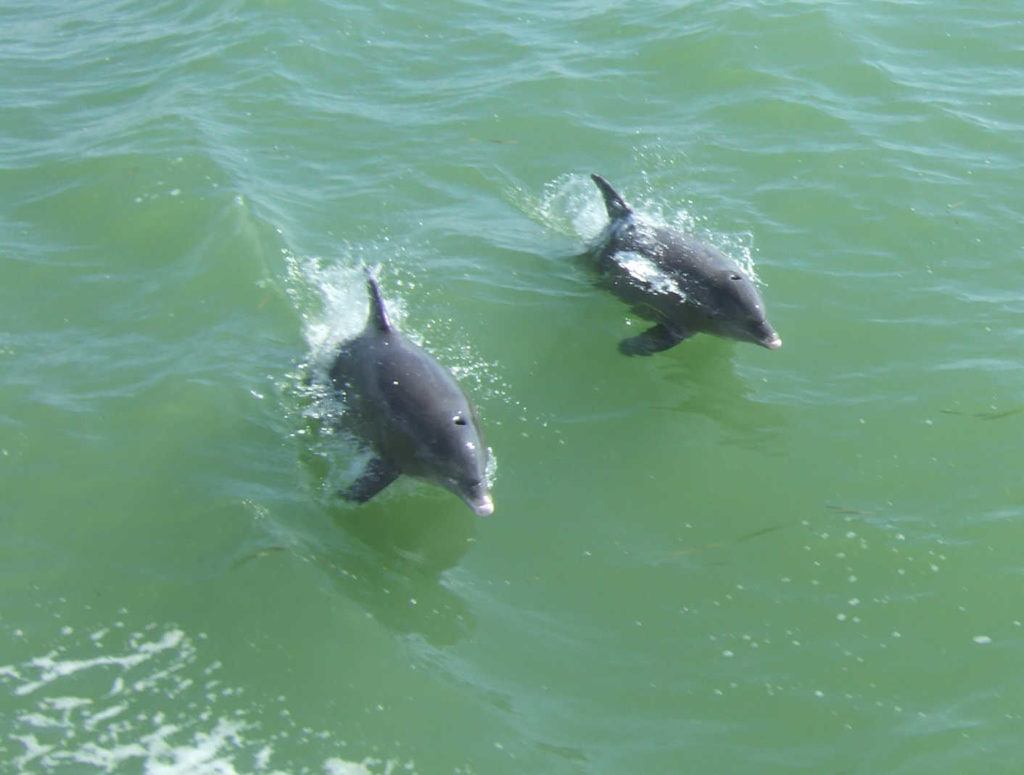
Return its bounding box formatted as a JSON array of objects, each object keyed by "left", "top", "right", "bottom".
[
  {"left": 453, "top": 415, "right": 467, "bottom": 426},
  {"left": 730, "top": 273, "right": 742, "bottom": 281}
]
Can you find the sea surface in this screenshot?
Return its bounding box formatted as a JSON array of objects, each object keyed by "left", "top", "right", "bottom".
[{"left": 2, "top": 1, "right": 1023, "bottom": 772}]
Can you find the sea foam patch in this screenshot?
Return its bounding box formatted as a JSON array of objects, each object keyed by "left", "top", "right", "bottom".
[{"left": 0, "top": 618, "right": 411, "bottom": 774}]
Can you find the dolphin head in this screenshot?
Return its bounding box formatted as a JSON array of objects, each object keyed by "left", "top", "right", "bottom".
[
  {"left": 432, "top": 410, "right": 493, "bottom": 516},
  {"left": 451, "top": 476, "right": 494, "bottom": 517},
  {"left": 401, "top": 400, "right": 493, "bottom": 517},
  {"left": 702, "top": 265, "right": 782, "bottom": 350}
]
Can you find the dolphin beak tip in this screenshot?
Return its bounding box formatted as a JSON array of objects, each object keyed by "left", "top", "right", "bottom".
[
  {"left": 472, "top": 495, "right": 494, "bottom": 517},
  {"left": 764, "top": 335, "right": 783, "bottom": 350}
]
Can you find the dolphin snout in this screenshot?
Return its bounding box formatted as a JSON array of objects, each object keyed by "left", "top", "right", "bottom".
[
  {"left": 471, "top": 493, "right": 495, "bottom": 517},
  {"left": 453, "top": 479, "right": 494, "bottom": 516},
  {"left": 762, "top": 334, "right": 783, "bottom": 350}
]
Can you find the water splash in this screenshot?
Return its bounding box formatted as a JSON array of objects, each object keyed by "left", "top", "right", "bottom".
[
  {"left": 507, "top": 172, "right": 606, "bottom": 242},
  {"left": 513, "top": 171, "right": 764, "bottom": 285},
  {"left": 282, "top": 251, "right": 408, "bottom": 373}
]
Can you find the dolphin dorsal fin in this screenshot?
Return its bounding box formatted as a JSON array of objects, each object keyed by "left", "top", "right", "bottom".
[
  {"left": 591, "top": 174, "right": 633, "bottom": 220},
  {"left": 364, "top": 268, "right": 392, "bottom": 332}
]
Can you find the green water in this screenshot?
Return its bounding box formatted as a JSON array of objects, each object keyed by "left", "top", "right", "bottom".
[{"left": 2, "top": 1, "right": 1023, "bottom": 772}]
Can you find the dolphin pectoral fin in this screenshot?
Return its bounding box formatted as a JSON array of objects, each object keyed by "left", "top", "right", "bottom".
[
  {"left": 618, "top": 324, "right": 691, "bottom": 356},
  {"left": 341, "top": 457, "right": 400, "bottom": 503}
]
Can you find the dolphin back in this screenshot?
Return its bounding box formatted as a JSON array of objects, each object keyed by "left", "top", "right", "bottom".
[
  {"left": 364, "top": 268, "right": 392, "bottom": 332},
  {"left": 591, "top": 174, "right": 633, "bottom": 220}
]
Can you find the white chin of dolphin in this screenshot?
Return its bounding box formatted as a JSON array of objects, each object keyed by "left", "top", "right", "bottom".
[
  {"left": 469, "top": 494, "right": 494, "bottom": 517},
  {"left": 764, "top": 334, "right": 783, "bottom": 350}
]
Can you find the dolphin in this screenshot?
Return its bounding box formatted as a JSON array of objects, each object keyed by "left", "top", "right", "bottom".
[
  {"left": 329, "top": 270, "right": 494, "bottom": 516},
  {"left": 588, "top": 174, "right": 782, "bottom": 355}
]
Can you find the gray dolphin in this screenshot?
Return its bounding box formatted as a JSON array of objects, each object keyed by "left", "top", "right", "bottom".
[
  {"left": 329, "top": 271, "right": 494, "bottom": 516},
  {"left": 588, "top": 174, "right": 782, "bottom": 355}
]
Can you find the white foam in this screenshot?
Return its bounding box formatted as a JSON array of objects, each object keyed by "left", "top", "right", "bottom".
[
  {"left": 1, "top": 620, "right": 411, "bottom": 774},
  {"left": 14, "top": 629, "right": 186, "bottom": 697},
  {"left": 324, "top": 758, "right": 375, "bottom": 775}
]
